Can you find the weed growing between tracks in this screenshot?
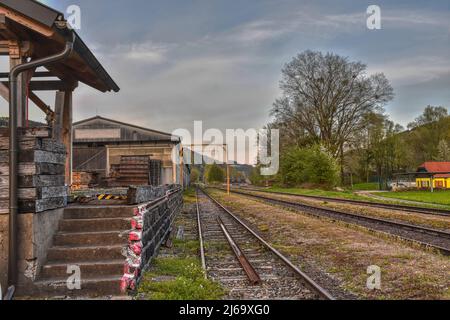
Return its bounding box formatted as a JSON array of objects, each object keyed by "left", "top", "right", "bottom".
[
  {"left": 183, "top": 187, "right": 197, "bottom": 204},
  {"left": 137, "top": 193, "right": 225, "bottom": 300},
  {"left": 138, "top": 257, "right": 224, "bottom": 300}
]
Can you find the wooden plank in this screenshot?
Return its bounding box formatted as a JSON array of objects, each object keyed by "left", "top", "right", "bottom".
[
  {"left": 0, "top": 162, "right": 65, "bottom": 176},
  {"left": 21, "top": 175, "right": 65, "bottom": 188},
  {"left": 0, "top": 186, "right": 67, "bottom": 200},
  {"left": 0, "top": 150, "right": 65, "bottom": 164},
  {"left": 40, "top": 139, "right": 66, "bottom": 154},
  {"left": 0, "top": 175, "right": 65, "bottom": 188},
  {"left": 0, "top": 197, "right": 67, "bottom": 213}
]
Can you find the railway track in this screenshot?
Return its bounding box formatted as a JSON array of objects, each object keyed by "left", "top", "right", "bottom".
[
  {"left": 214, "top": 188, "right": 450, "bottom": 256},
  {"left": 196, "top": 188, "right": 335, "bottom": 300},
  {"left": 237, "top": 187, "right": 450, "bottom": 217}
]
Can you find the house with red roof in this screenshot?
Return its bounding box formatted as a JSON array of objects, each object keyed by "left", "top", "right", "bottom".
[{"left": 416, "top": 162, "right": 450, "bottom": 189}]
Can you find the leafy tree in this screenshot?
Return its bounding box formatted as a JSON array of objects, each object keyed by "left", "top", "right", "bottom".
[
  {"left": 408, "top": 106, "right": 448, "bottom": 129},
  {"left": 279, "top": 144, "right": 340, "bottom": 188},
  {"left": 190, "top": 167, "right": 200, "bottom": 183},
  {"left": 249, "top": 166, "right": 267, "bottom": 186},
  {"left": 436, "top": 139, "right": 450, "bottom": 161},
  {"left": 271, "top": 50, "right": 394, "bottom": 164},
  {"left": 205, "top": 164, "right": 225, "bottom": 183}
]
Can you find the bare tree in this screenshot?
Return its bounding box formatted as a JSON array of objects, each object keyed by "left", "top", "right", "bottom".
[{"left": 271, "top": 51, "right": 394, "bottom": 162}]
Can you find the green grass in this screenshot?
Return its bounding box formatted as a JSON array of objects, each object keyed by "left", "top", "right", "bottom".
[
  {"left": 351, "top": 182, "right": 380, "bottom": 191},
  {"left": 376, "top": 190, "right": 450, "bottom": 206},
  {"left": 261, "top": 186, "right": 450, "bottom": 210},
  {"left": 138, "top": 257, "right": 224, "bottom": 300},
  {"left": 267, "top": 187, "right": 369, "bottom": 201},
  {"left": 183, "top": 187, "right": 197, "bottom": 204}
]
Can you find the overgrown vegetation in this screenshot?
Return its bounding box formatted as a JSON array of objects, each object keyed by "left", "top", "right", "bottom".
[
  {"left": 137, "top": 207, "right": 225, "bottom": 300},
  {"left": 205, "top": 163, "right": 225, "bottom": 183},
  {"left": 183, "top": 187, "right": 197, "bottom": 204},
  {"left": 138, "top": 257, "right": 224, "bottom": 300},
  {"left": 279, "top": 144, "right": 340, "bottom": 188}
]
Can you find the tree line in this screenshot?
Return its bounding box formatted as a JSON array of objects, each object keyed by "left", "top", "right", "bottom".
[{"left": 251, "top": 50, "right": 449, "bottom": 189}]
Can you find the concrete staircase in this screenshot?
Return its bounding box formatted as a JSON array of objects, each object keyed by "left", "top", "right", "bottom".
[{"left": 33, "top": 205, "right": 134, "bottom": 298}]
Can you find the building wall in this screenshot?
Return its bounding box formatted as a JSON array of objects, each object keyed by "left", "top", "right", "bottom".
[{"left": 416, "top": 178, "right": 450, "bottom": 189}]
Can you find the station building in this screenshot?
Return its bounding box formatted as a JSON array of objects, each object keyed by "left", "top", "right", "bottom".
[{"left": 416, "top": 162, "right": 450, "bottom": 190}]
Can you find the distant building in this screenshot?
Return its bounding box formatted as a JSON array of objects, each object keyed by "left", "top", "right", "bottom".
[
  {"left": 72, "top": 116, "right": 189, "bottom": 187},
  {"left": 416, "top": 162, "right": 450, "bottom": 189}
]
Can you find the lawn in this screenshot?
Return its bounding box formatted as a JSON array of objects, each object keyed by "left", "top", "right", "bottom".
[
  {"left": 267, "top": 187, "right": 369, "bottom": 201},
  {"left": 258, "top": 186, "right": 450, "bottom": 210},
  {"left": 351, "top": 182, "right": 380, "bottom": 191},
  {"left": 376, "top": 190, "right": 450, "bottom": 206}
]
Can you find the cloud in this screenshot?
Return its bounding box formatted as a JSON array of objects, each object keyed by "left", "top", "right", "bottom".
[
  {"left": 106, "top": 42, "right": 174, "bottom": 64},
  {"left": 369, "top": 56, "right": 450, "bottom": 86}
]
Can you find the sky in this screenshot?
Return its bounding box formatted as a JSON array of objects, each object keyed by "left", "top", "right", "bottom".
[{"left": 1, "top": 0, "right": 449, "bottom": 138}]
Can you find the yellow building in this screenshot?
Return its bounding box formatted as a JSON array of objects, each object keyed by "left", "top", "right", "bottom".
[{"left": 416, "top": 162, "right": 450, "bottom": 190}]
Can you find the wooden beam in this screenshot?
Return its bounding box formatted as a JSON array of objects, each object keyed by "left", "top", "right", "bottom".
[
  {"left": 0, "top": 82, "right": 8, "bottom": 102},
  {"left": 62, "top": 91, "right": 73, "bottom": 186},
  {"left": 9, "top": 54, "right": 26, "bottom": 127},
  {"left": 29, "top": 91, "right": 54, "bottom": 123},
  {"left": 0, "top": 81, "right": 55, "bottom": 122},
  {"left": 52, "top": 91, "right": 64, "bottom": 144},
  {"left": 1, "top": 80, "right": 78, "bottom": 91},
  {"left": 0, "top": 71, "right": 57, "bottom": 79},
  {"left": 0, "top": 7, "right": 55, "bottom": 38}
]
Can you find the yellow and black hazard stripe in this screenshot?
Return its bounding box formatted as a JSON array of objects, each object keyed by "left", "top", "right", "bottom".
[{"left": 97, "top": 194, "right": 127, "bottom": 201}]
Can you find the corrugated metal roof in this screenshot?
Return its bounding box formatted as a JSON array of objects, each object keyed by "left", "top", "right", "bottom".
[{"left": 418, "top": 162, "right": 450, "bottom": 173}]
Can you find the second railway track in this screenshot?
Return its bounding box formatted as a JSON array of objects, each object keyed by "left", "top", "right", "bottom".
[
  {"left": 238, "top": 187, "right": 450, "bottom": 217},
  {"left": 213, "top": 188, "right": 450, "bottom": 256},
  {"left": 196, "top": 188, "right": 334, "bottom": 300}
]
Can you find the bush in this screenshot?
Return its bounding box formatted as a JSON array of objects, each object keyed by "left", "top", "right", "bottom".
[
  {"left": 279, "top": 144, "right": 340, "bottom": 188},
  {"left": 190, "top": 167, "right": 200, "bottom": 183},
  {"left": 205, "top": 163, "right": 225, "bottom": 183}
]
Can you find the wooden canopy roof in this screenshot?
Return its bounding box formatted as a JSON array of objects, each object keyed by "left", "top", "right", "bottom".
[{"left": 0, "top": 0, "right": 119, "bottom": 93}]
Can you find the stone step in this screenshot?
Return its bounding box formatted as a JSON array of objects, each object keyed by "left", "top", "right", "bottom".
[
  {"left": 54, "top": 231, "right": 126, "bottom": 246},
  {"left": 64, "top": 206, "right": 134, "bottom": 219},
  {"left": 40, "top": 260, "right": 124, "bottom": 279},
  {"left": 33, "top": 275, "right": 123, "bottom": 297},
  {"left": 47, "top": 245, "right": 124, "bottom": 262},
  {"left": 59, "top": 218, "right": 131, "bottom": 232}
]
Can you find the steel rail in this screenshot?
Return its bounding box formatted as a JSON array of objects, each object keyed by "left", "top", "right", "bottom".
[
  {"left": 200, "top": 188, "right": 335, "bottom": 300},
  {"left": 195, "top": 189, "right": 207, "bottom": 277},
  {"left": 238, "top": 187, "right": 450, "bottom": 217},
  {"left": 217, "top": 215, "right": 262, "bottom": 285},
  {"left": 223, "top": 188, "right": 450, "bottom": 256}
]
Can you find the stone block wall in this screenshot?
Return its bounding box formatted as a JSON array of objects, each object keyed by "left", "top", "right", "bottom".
[{"left": 120, "top": 185, "right": 183, "bottom": 292}]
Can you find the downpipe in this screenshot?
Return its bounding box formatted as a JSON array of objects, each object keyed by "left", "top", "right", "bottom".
[{"left": 8, "top": 33, "right": 75, "bottom": 287}]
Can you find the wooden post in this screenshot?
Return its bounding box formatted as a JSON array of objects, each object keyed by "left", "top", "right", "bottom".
[
  {"left": 106, "top": 146, "right": 110, "bottom": 177},
  {"left": 62, "top": 91, "right": 73, "bottom": 186},
  {"left": 225, "top": 145, "right": 230, "bottom": 195},
  {"left": 53, "top": 91, "right": 65, "bottom": 142},
  {"left": 9, "top": 55, "right": 26, "bottom": 127},
  {"left": 180, "top": 146, "right": 184, "bottom": 189}
]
